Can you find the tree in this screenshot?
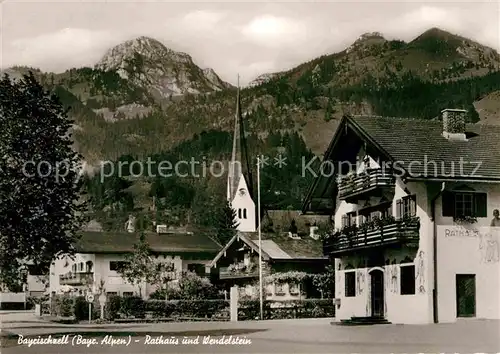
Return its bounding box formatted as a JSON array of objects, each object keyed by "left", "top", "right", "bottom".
[
  {"left": 216, "top": 201, "right": 239, "bottom": 245},
  {"left": 118, "top": 233, "right": 173, "bottom": 297},
  {"left": 0, "top": 72, "right": 87, "bottom": 289},
  {"left": 312, "top": 264, "right": 335, "bottom": 299},
  {"left": 176, "top": 271, "right": 217, "bottom": 300}
]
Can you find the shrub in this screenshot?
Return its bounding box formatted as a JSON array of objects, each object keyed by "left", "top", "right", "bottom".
[
  {"left": 51, "top": 294, "right": 74, "bottom": 317},
  {"left": 176, "top": 272, "right": 219, "bottom": 300},
  {"left": 142, "top": 299, "right": 229, "bottom": 319},
  {"left": 105, "top": 295, "right": 121, "bottom": 320},
  {"left": 144, "top": 300, "right": 176, "bottom": 317},
  {"left": 238, "top": 300, "right": 270, "bottom": 320},
  {"left": 237, "top": 299, "right": 334, "bottom": 320},
  {"left": 73, "top": 296, "right": 100, "bottom": 321},
  {"left": 120, "top": 296, "right": 145, "bottom": 318}
]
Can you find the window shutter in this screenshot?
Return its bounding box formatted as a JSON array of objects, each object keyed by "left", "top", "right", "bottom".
[
  {"left": 410, "top": 195, "right": 416, "bottom": 216},
  {"left": 474, "top": 193, "right": 487, "bottom": 217},
  {"left": 442, "top": 191, "right": 455, "bottom": 217}
]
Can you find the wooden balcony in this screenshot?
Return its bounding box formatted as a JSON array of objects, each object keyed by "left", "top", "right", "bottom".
[
  {"left": 59, "top": 272, "right": 93, "bottom": 286},
  {"left": 338, "top": 169, "right": 395, "bottom": 203},
  {"left": 219, "top": 264, "right": 269, "bottom": 280},
  {"left": 323, "top": 218, "right": 420, "bottom": 256}
]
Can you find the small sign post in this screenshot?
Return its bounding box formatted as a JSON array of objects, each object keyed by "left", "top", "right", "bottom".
[
  {"left": 86, "top": 293, "right": 94, "bottom": 323},
  {"left": 98, "top": 293, "right": 106, "bottom": 320}
]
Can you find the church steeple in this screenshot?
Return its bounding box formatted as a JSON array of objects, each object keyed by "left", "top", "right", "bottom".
[
  {"left": 227, "top": 75, "right": 256, "bottom": 232},
  {"left": 228, "top": 75, "right": 253, "bottom": 201}
]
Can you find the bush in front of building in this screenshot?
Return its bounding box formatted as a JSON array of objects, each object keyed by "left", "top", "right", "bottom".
[
  {"left": 73, "top": 296, "right": 100, "bottom": 321},
  {"left": 50, "top": 294, "right": 74, "bottom": 317},
  {"left": 104, "top": 295, "right": 122, "bottom": 320},
  {"left": 120, "top": 296, "right": 146, "bottom": 318}
]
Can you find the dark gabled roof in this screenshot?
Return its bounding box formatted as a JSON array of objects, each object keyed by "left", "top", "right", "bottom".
[
  {"left": 302, "top": 115, "right": 500, "bottom": 212},
  {"left": 349, "top": 115, "right": 500, "bottom": 180},
  {"left": 75, "top": 231, "right": 221, "bottom": 254},
  {"left": 243, "top": 232, "right": 326, "bottom": 259},
  {"left": 209, "top": 231, "right": 327, "bottom": 267}
]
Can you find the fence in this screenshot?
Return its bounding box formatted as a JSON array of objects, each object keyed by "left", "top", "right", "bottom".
[{"left": 47, "top": 293, "right": 334, "bottom": 322}]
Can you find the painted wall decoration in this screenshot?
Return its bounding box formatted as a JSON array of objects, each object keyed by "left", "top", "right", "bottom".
[
  {"left": 356, "top": 270, "right": 365, "bottom": 295},
  {"left": 479, "top": 231, "right": 500, "bottom": 263},
  {"left": 390, "top": 260, "right": 398, "bottom": 293},
  {"left": 443, "top": 226, "right": 500, "bottom": 264},
  {"left": 336, "top": 261, "right": 342, "bottom": 297},
  {"left": 415, "top": 250, "right": 425, "bottom": 294}
]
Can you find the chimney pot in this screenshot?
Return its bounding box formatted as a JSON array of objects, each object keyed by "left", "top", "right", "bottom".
[{"left": 441, "top": 109, "right": 467, "bottom": 141}]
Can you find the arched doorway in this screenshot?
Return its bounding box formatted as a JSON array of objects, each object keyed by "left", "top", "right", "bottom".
[{"left": 370, "top": 269, "right": 384, "bottom": 317}]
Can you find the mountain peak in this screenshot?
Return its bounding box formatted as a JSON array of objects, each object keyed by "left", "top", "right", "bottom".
[
  {"left": 346, "top": 31, "right": 387, "bottom": 53},
  {"left": 94, "top": 36, "right": 230, "bottom": 97},
  {"left": 413, "top": 27, "right": 463, "bottom": 42}
]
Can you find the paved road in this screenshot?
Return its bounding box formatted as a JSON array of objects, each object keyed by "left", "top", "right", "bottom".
[{"left": 2, "top": 311, "right": 500, "bottom": 353}]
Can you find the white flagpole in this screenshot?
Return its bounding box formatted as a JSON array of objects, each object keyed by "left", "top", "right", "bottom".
[{"left": 257, "top": 156, "right": 263, "bottom": 320}]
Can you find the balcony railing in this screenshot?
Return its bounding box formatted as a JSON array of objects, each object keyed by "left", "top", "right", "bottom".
[
  {"left": 219, "top": 263, "right": 269, "bottom": 280},
  {"left": 338, "top": 168, "right": 395, "bottom": 201},
  {"left": 323, "top": 218, "right": 420, "bottom": 256},
  {"left": 59, "top": 272, "right": 93, "bottom": 286}
]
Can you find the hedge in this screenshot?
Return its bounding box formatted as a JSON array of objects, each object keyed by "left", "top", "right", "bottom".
[
  {"left": 238, "top": 299, "right": 335, "bottom": 321},
  {"left": 48, "top": 295, "right": 334, "bottom": 322},
  {"left": 50, "top": 294, "right": 100, "bottom": 320}
]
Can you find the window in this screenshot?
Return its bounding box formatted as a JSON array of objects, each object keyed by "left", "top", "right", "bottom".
[
  {"left": 274, "top": 283, "right": 285, "bottom": 296},
  {"left": 400, "top": 264, "right": 415, "bottom": 295},
  {"left": 122, "top": 292, "right": 133, "bottom": 297},
  {"left": 442, "top": 191, "right": 487, "bottom": 218},
  {"left": 238, "top": 209, "right": 242, "bottom": 219},
  {"left": 106, "top": 292, "right": 118, "bottom": 296},
  {"left": 243, "top": 208, "right": 247, "bottom": 219},
  {"left": 188, "top": 264, "right": 206, "bottom": 276},
  {"left": 109, "top": 261, "right": 129, "bottom": 271},
  {"left": 342, "top": 212, "right": 357, "bottom": 227},
  {"left": 266, "top": 284, "right": 273, "bottom": 296},
  {"left": 345, "top": 271, "right": 356, "bottom": 297},
  {"left": 27, "top": 265, "right": 44, "bottom": 276},
  {"left": 396, "top": 195, "right": 416, "bottom": 219},
  {"left": 289, "top": 283, "right": 300, "bottom": 295}
]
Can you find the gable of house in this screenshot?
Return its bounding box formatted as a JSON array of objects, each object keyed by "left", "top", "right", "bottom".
[{"left": 303, "top": 114, "right": 500, "bottom": 213}]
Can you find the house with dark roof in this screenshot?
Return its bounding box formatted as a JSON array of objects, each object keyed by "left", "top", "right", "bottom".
[
  {"left": 49, "top": 223, "right": 221, "bottom": 298},
  {"left": 209, "top": 231, "right": 329, "bottom": 300},
  {"left": 302, "top": 109, "right": 500, "bottom": 324}
]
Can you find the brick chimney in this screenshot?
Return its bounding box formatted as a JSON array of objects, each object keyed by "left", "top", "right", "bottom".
[{"left": 442, "top": 108, "right": 467, "bottom": 141}]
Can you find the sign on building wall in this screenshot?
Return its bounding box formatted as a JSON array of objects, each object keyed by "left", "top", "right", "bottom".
[{"left": 438, "top": 226, "right": 500, "bottom": 264}]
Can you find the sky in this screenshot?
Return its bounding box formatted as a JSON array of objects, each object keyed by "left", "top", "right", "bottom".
[{"left": 1, "top": 0, "right": 499, "bottom": 86}]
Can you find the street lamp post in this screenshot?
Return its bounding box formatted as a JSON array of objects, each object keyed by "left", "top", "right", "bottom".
[{"left": 257, "top": 156, "right": 263, "bottom": 320}]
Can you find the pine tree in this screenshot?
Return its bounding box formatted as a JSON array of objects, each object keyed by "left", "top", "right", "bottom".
[{"left": 217, "top": 201, "right": 239, "bottom": 245}]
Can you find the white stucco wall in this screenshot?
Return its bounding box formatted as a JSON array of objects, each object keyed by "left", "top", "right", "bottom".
[
  {"left": 436, "top": 225, "right": 500, "bottom": 322},
  {"left": 434, "top": 183, "right": 500, "bottom": 322},
  {"left": 50, "top": 253, "right": 212, "bottom": 298},
  {"left": 333, "top": 178, "right": 434, "bottom": 324},
  {"left": 333, "top": 179, "right": 500, "bottom": 324},
  {"left": 231, "top": 176, "right": 256, "bottom": 232}
]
